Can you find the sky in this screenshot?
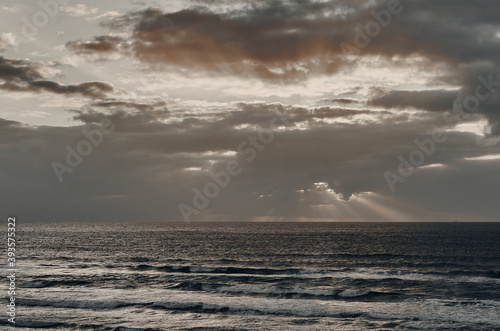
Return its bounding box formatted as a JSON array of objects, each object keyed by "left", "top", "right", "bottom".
[{"left": 1, "top": 0, "right": 500, "bottom": 222}]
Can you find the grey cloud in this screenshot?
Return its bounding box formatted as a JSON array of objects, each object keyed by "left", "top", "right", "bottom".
[
  {"left": 71, "top": 3, "right": 360, "bottom": 81},
  {"left": 0, "top": 56, "right": 114, "bottom": 99},
  {"left": 0, "top": 57, "right": 43, "bottom": 82},
  {"left": 1, "top": 104, "right": 498, "bottom": 222},
  {"left": 72, "top": 99, "right": 170, "bottom": 125},
  {"left": 65, "top": 36, "right": 126, "bottom": 54},
  {"left": 0, "top": 33, "right": 16, "bottom": 52},
  {"left": 62, "top": 1, "right": 500, "bottom": 132},
  {"left": 452, "top": 61, "right": 500, "bottom": 135},
  {"left": 92, "top": 100, "right": 167, "bottom": 112},
  {"left": 369, "top": 90, "right": 459, "bottom": 112},
  {"left": 72, "top": 101, "right": 392, "bottom": 132},
  {"left": 329, "top": 98, "right": 360, "bottom": 105},
  {"left": 3, "top": 1, "right": 500, "bottom": 223},
  {"left": 75, "top": 1, "right": 500, "bottom": 72}
]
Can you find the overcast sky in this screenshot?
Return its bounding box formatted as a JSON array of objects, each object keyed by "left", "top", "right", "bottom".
[{"left": 1, "top": 0, "right": 500, "bottom": 222}]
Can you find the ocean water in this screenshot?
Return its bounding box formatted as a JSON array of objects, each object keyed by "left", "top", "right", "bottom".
[{"left": 3, "top": 222, "right": 500, "bottom": 330}]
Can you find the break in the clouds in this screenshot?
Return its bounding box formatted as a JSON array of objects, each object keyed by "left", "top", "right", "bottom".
[{"left": 1, "top": 0, "right": 500, "bottom": 222}]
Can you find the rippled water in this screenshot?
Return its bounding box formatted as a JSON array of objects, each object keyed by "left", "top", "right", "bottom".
[{"left": 3, "top": 222, "right": 500, "bottom": 330}]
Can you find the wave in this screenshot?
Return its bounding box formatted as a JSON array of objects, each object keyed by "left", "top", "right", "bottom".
[
  {"left": 149, "top": 300, "right": 363, "bottom": 318},
  {"left": 446, "top": 270, "right": 500, "bottom": 279},
  {"left": 13, "top": 296, "right": 500, "bottom": 329},
  {"left": 214, "top": 284, "right": 339, "bottom": 297},
  {"left": 20, "top": 280, "right": 91, "bottom": 288},
  {"left": 169, "top": 282, "right": 394, "bottom": 300},
  {"left": 0, "top": 319, "right": 77, "bottom": 329},
  {"left": 18, "top": 298, "right": 136, "bottom": 310},
  {"left": 131, "top": 264, "right": 304, "bottom": 275},
  {"left": 126, "top": 264, "right": 500, "bottom": 283},
  {"left": 16, "top": 297, "right": 354, "bottom": 318},
  {"left": 0, "top": 318, "right": 161, "bottom": 331},
  {"left": 149, "top": 297, "right": 500, "bottom": 326}
]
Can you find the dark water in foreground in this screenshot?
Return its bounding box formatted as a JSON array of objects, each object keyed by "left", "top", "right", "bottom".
[{"left": 3, "top": 222, "right": 500, "bottom": 330}]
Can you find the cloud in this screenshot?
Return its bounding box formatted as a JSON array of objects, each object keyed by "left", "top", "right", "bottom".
[
  {"left": 2, "top": 0, "right": 500, "bottom": 223},
  {"left": 65, "top": 36, "right": 128, "bottom": 61},
  {"left": 72, "top": 99, "right": 170, "bottom": 124},
  {"left": 62, "top": 0, "right": 500, "bottom": 132},
  {"left": 70, "top": 4, "right": 361, "bottom": 81},
  {"left": 2, "top": 80, "right": 114, "bottom": 99},
  {"left": 66, "top": 36, "right": 125, "bottom": 54},
  {"left": 369, "top": 89, "right": 459, "bottom": 112},
  {"left": 70, "top": 1, "right": 500, "bottom": 74},
  {"left": 0, "top": 57, "right": 42, "bottom": 81},
  {"left": 452, "top": 61, "right": 500, "bottom": 136},
  {"left": 90, "top": 11, "right": 122, "bottom": 21},
  {"left": 0, "top": 6, "right": 19, "bottom": 13},
  {"left": 62, "top": 4, "right": 99, "bottom": 17},
  {"left": 328, "top": 98, "right": 360, "bottom": 105},
  {"left": 0, "top": 32, "right": 17, "bottom": 51},
  {"left": 0, "top": 57, "right": 113, "bottom": 99},
  {"left": 1, "top": 99, "right": 499, "bottom": 222}
]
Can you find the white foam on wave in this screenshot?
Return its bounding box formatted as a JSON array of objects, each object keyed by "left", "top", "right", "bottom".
[
  {"left": 150, "top": 295, "right": 500, "bottom": 327},
  {"left": 19, "top": 286, "right": 500, "bottom": 328}
]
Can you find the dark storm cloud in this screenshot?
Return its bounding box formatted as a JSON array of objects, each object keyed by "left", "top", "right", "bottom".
[
  {"left": 369, "top": 90, "right": 459, "bottom": 112},
  {"left": 0, "top": 56, "right": 114, "bottom": 99}
]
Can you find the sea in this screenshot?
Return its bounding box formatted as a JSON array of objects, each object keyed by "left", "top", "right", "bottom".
[{"left": 3, "top": 222, "right": 500, "bottom": 330}]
